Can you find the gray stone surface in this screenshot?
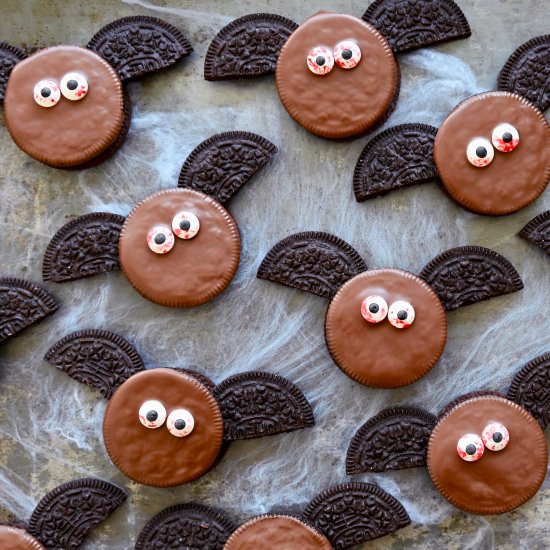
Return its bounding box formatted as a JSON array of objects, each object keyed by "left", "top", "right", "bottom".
[{"left": 0, "top": 0, "right": 549, "bottom": 548}]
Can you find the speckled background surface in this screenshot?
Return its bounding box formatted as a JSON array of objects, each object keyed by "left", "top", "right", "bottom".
[{"left": 0, "top": 1, "right": 549, "bottom": 549}]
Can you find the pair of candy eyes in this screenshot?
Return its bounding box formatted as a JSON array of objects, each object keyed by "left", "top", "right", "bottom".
[
  {"left": 307, "top": 41, "right": 361, "bottom": 75},
  {"left": 457, "top": 423, "right": 510, "bottom": 462},
  {"left": 147, "top": 212, "right": 200, "bottom": 254},
  {"left": 33, "top": 73, "right": 88, "bottom": 107},
  {"left": 138, "top": 400, "right": 195, "bottom": 438},
  {"left": 467, "top": 123, "right": 519, "bottom": 167},
  {"left": 361, "top": 296, "right": 415, "bottom": 329}
]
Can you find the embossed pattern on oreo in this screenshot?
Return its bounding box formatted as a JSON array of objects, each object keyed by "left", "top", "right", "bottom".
[
  {"left": 0, "top": 278, "right": 58, "bottom": 343},
  {"left": 346, "top": 407, "right": 437, "bottom": 474},
  {"left": 44, "top": 329, "right": 144, "bottom": 399},
  {"left": 178, "top": 131, "right": 278, "bottom": 204},
  {"left": 257, "top": 232, "right": 367, "bottom": 298},
  {"left": 42, "top": 213, "right": 125, "bottom": 282},
  {"left": 213, "top": 371, "right": 314, "bottom": 441},
  {"left": 362, "top": 0, "right": 471, "bottom": 53},
  {"left": 507, "top": 353, "right": 550, "bottom": 429},
  {"left": 0, "top": 42, "right": 26, "bottom": 100},
  {"left": 419, "top": 246, "right": 523, "bottom": 311},
  {"left": 204, "top": 13, "right": 298, "bottom": 80},
  {"left": 302, "top": 482, "right": 411, "bottom": 549},
  {"left": 519, "top": 210, "right": 550, "bottom": 256},
  {"left": 353, "top": 123, "right": 438, "bottom": 201}
]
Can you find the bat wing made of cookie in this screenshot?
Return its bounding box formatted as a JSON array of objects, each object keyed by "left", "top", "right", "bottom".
[
  {"left": 353, "top": 35, "right": 550, "bottom": 215},
  {"left": 41, "top": 131, "right": 277, "bottom": 307},
  {"left": 134, "top": 482, "right": 410, "bottom": 549},
  {"left": 0, "top": 478, "right": 126, "bottom": 549},
  {"left": 346, "top": 354, "right": 549, "bottom": 514}
]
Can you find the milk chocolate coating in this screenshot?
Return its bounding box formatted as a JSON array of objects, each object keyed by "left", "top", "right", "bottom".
[
  {"left": 275, "top": 12, "right": 397, "bottom": 139},
  {"left": 428, "top": 396, "right": 548, "bottom": 514},
  {"left": 119, "top": 189, "right": 240, "bottom": 307},
  {"left": 325, "top": 269, "right": 447, "bottom": 388},
  {"left": 4, "top": 46, "right": 124, "bottom": 167},
  {"left": 434, "top": 92, "right": 550, "bottom": 215},
  {"left": 223, "top": 516, "right": 332, "bottom": 550},
  {"left": 0, "top": 527, "right": 44, "bottom": 550},
  {"left": 103, "top": 369, "right": 224, "bottom": 487}
]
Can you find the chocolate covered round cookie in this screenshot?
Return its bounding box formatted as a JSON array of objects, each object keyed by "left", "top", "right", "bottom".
[{"left": 0, "top": 527, "right": 45, "bottom": 550}]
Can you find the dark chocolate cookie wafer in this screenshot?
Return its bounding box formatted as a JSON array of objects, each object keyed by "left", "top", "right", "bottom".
[
  {"left": 497, "top": 35, "right": 550, "bottom": 112},
  {"left": 42, "top": 212, "right": 125, "bottom": 283},
  {"left": 507, "top": 353, "right": 550, "bottom": 429},
  {"left": 213, "top": 371, "right": 314, "bottom": 440},
  {"left": 204, "top": 13, "right": 298, "bottom": 81},
  {"left": 44, "top": 329, "right": 144, "bottom": 399},
  {"left": 26, "top": 478, "right": 127, "bottom": 549},
  {"left": 419, "top": 246, "right": 524, "bottom": 311},
  {"left": 87, "top": 16, "right": 192, "bottom": 81},
  {"left": 257, "top": 232, "right": 367, "bottom": 298},
  {"left": 302, "top": 482, "right": 411, "bottom": 548},
  {"left": 0, "top": 42, "right": 26, "bottom": 100},
  {"left": 178, "top": 131, "right": 278, "bottom": 204},
  {"left": 346, "top": 407, "right": 437, "bottom": 474},
  {"left": 174, "top": 368, "right": 216, "bottom": 393},
  {"left": 519, "top": 210, "right": 550, "bottom": 256},
  {"left": 0, "top": 278, "right": 58, "bottom": 343},
  {"left": 362, "top": 0, "right": 471, "bottom": 53},
  {"left": 353, "top": 123, "right": 438, "bottom": 200},
  {"left": 135, "top": 503, "right": 236, "bottom": 550}
]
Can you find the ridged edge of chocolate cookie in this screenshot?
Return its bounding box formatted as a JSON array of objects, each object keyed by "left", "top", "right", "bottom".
[{"left": 519, "top": 210, "right": 550, "bottom": 257}]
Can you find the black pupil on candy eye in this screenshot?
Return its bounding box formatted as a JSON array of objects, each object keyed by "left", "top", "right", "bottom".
[
  {"left": 316, "top": 56, "right": 325, "bottom": 66},
  {"left": 476, "top": 146, "right": 487, "bottom": 158},
  {"left": 67, "top": 79, "right": 78, "bottom": 90},
  {"left": 342, "top": 49, "right": 352, "bottom": 60},
  {"left": 154, "top": 233, "right": 166, "bottom": 245},
  {"left": 179, "top": 220, "right": 191, "bottom": 231},
  {"left": 369, "top": 303, "right": 379, "bottom": 313},
  {"left": 493, "top": 432, "right": 503, "bottom": 443},
  {"left": 465, "top": 444, "right": 477, "bottom": 455},
  {"left": 397, "top": 310, "right": 408, "bottom": 320},
  {"left": 502, "top": 132, "right": 513, "bottom": 143},
  {"left": 41, "top": 88, "right": 51, "bottom": 98},
  {"left": 174, "top": 419, "right": 186, "bottom": 430},
  {"left": 146, "top": 411, "right": 158, "bottom": 422}
]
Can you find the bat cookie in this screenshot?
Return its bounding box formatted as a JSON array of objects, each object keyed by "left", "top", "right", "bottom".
[
  {"left": 353, "top": 35, "right": 550, "bottom": 215},
  {"left": 134, "top": 482, "right": 410, "bottom": 549},
  {"left": 0, "top": 477, "right": 126, "bottom": 549},
  {"left": 204, "top": 1, "right": 471, "bottom": 139},
  {"left": 346, "top": 353, "right": 550, "bottom": 514},
  {"left": 258, "top": 232, "right": 523, "bottom": 388},
  {"left": 42, "top": 131, "right": 277, "bottom": 307},
  {"left": 45, "top": 329, "right": 314, "bottom": 487},
  {"left": 0, "top": 16, "right": 191, "bottom": 168}
]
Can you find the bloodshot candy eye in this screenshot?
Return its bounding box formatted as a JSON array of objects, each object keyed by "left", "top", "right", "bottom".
[
  {"left": 139, "top": 400, "right": 167, "bottom": 429},
  {"left": 361, "top": 295, "right": 388, "bottom": 323},
  {"left": 306, "top": 46, "right": 334, "bottom": 75},
  {"left": 334, "top": 40, "right": 361, "bottom": 69},
  {"left": 166, "top": 409, "right": 195, "bottom": 437},
  {"left": 491, "top": 123, "right": 519, "bottom": 153},
  {"left": 172, "top": 212, "right": 200, "bottom": 239},
  {"left": 466, "top": 137, "right": 494, "bottom": 167},
  {"left": 60, "top": 72, "right": 88, "bottom": 101},
  {"left": 457, "top": 433, "right": 484, "bottom": 462},
  {"left": 33, "top": 79, "right": 60, "bottom": 107},
  {"left": 388, "top": 301, "right": 415, "bottom": 329},
  {"left": 147, "top": 226, "right": 175, "bottom": 254},
  {"left": 482, "top": 422, "right": 509, "bottom": 451}
]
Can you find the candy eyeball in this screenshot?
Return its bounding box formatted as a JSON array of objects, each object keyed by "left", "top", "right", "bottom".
[
  {"left": 172, "top": 212, "right": 200, "bottom": 239},
  {"left": 361, "top": 295, "right": 388, "bottom": 323},
  {"left": 138, "top": 400, "right": 167, "bottom": 429},
  {"left": 334, "top": 40, "right": 361, "bottom": 69},
  {"left": 457, "top": 433, "right": 484, "bottom": 462},
  {"left": 491, "top": 123, "right": 519, "bottom": 153},
  {"left": 147, "top": 226, "right": 175, "bottom": 254},
  {"left": 467, "top": 138, "right": 494, "bottom": 167},
  {"left": 388, "top": 301, "right": 415, "bottom": 329},
  {"left": 306, "top": 46, "right": 334, "bottom": 75},
  {"left": 60, "top": 72, "right": 88, "bottom": 101},
  {"left": 33, "top": 79, "right": 61, "bottom": 107},
  {"left": 166, "top": 409, "right": 195, "bottom": 437},
  {"left": 482, "top": 422, "right": 509, "bottom": 451}
]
